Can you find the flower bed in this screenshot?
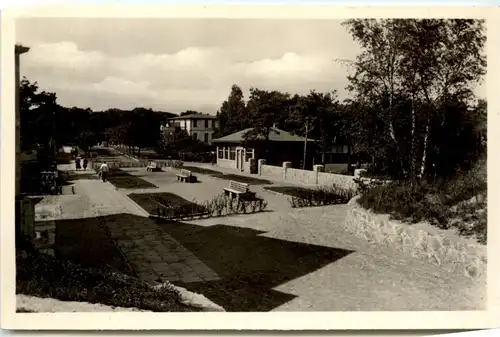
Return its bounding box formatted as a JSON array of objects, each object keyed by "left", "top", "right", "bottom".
[
  {"left": 129, "top": 192, "right": 268, "bottom": 220},
  {"left": 264, "top": 184, "right": 355, "bottom": 208}
]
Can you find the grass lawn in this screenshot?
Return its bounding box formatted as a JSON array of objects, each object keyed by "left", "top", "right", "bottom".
[
  {"left": 107, "top": 169, "right": 158, "bottom": 189},
  {"left": 91, "top": 147, "right": 122, "bottom": 157},
  {"left": 264, "top": 185, "right": 316, "bottom": 198},
  {"left": 215, "top": 174, "right": 272, "bottom": 185},
  {"left": 182, "top": 166, "right": 272, "bottom": 185},
  {"left": 182, "top": 166, "right": 224, "bottom": 176},
  {"left": 128, "top": 192, "right": 208, "bottom": 217}
]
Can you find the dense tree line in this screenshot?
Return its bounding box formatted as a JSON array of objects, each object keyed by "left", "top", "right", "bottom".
[{"left": 20, "top": 78, "right": 178, "bottom": 156}]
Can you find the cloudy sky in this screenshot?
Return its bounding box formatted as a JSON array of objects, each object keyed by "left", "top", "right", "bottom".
[{"left": 16, "top": 18, "right": 485, "bottom": 114}]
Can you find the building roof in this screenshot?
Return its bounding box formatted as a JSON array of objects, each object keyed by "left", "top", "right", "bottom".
[
  {"left": 169, "top": 113, "right": 217, "bottom": 120},
  {"left": 212, "top": 127, "right": 316, "bottom": 143}
]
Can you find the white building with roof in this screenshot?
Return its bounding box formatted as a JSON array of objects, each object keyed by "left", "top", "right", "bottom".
[{"left": 160, "top": 112, "right": 219, "bottom": 145}]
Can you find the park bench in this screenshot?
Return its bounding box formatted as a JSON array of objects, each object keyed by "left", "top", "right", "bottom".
[
  {"left": 223, "top": 180, "right": 256, "bottom": 200},
  {"left": 176, "top": 169, "right": 197, "bottom": 183},
  {"left": 146, "top": 161, "right": 161, "bottom": 172}
]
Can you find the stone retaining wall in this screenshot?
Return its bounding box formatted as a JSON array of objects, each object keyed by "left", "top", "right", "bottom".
[{"left": 343, "top": 196, "right": 486, "bottom": 279}]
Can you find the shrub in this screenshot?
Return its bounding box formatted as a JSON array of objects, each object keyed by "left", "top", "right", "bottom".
[
  {"left": 16, "top": 251, "right": 195, "bottom": 312},
  {"left": 357, "top": 166, "right": 487, "bottom": 244}
]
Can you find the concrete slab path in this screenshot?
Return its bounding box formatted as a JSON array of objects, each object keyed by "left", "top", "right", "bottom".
[{"left": 56, "top": 164, "right": 220, "bottom": 285}]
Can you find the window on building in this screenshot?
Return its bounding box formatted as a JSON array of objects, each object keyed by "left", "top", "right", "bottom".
[
  {"left": 193, "top": 132, "right": 198, "bottom": 141},
  {"left": 204, "top": 133, "right": 209, "bottom": 143},
  {"left": 205, "top": 119, "right": 209, "bottom": 128},
  {"left": 193, "top": 119, "right": 197, "bottom": 128}
]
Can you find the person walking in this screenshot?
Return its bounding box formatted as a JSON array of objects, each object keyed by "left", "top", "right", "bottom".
[
  {"left": 82, "top": 157, "right": 88, "bottom": 171},
  {"left": 99, "top": 161, "right": 109, "bottom": 182},
  {"left": 75, "top": 156, "right": 81, "bottom": 171}
]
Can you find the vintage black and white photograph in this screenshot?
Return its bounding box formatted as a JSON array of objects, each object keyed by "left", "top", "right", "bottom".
[{"left": 1, "top": 4, "right": 496, "bottom": 330}]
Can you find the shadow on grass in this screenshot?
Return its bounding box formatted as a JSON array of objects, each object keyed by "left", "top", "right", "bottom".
[
  {"left": 51, "top": 217, "right": 132, "bottom": 275},
  {"left": 107, "top": 169, "right": 158, "bottom": 189},
  {"left": 154, "top": 219, "right": 353, "bottom": 311}
]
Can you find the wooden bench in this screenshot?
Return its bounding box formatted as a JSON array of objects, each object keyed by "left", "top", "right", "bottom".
[
  {"left": 223, "top": 180, "right": 256, "bottom": 200},
  {"left": 176, "top": 169, "right": 196, "bottom": 183},
  {"left": 146, "top": 161, "right": 161, "bottom": 172}
]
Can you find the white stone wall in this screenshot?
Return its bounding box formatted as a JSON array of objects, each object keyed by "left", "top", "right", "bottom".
[
  {"left": 285, "top": 168, "right": 317, "bottom": 185},
  {"left": 261, "top": 164, "right": 284, "bottom": 181},
  {"left": 257, "top": 160, "right": 356, "bottom": 190},
  {"left": 217, "top": 158, "right": 236, "bottom": 169},
  {"left": 317, "top": 171, "right": 357, "bottom": 190}
]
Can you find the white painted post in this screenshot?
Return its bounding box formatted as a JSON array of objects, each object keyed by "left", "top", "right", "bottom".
[
  {"left": 283, "top": 161, "right": 292, "bottom": 181},
  {"left": 258, "top": 159, "right": 266, "bottom": 175},
  {"left": 313, "top": 164, "right": 325, "bottom": 185}
]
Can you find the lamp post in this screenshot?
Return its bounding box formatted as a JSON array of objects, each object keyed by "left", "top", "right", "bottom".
[
  {"left": 15, "top": 44, "right": 31, "bottom": 249},
  {"left": 15, "top": 44, "right": 30, "bottom": 196},
  {"left": 302, "top": 116, "right": 314, "bottom": 170}
]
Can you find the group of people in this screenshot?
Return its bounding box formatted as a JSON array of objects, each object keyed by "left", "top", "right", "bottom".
[{"left": 75, "top": 156, "right": 88, "bottom": 171}]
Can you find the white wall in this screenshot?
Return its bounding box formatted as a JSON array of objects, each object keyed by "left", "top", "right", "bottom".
[
  {"left": 259, "top": 162, "right": 356, "bottom": 190},
  {"left": 170, "top": 118, "right": 217, "bottom": 144}
]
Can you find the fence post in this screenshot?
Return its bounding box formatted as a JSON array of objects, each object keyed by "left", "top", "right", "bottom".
[
  {"left": 313, "top": 164, "right": 325, "bottom": 185},
  {"left": 282, "top": 162, "right": 292, "bottom": 181},
  {"left": 257, "top": 159, "right": 266, "bottom": 176}
]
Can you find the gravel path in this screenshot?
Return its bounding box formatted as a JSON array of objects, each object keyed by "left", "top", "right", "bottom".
[{"left": 180, "top": 206, "right": 485, "bottom": 311}]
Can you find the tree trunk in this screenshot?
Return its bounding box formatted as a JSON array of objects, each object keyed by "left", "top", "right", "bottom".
[
  {"left": 419, "top": 118, "right": 431, "bottom": 179},
  {"left": 389, "top": 121, "right": 407, "bottom": 178},
  {"left": 347, "top": 144, "right": 352, "bottom": 173},
  {"left": 321, "top": 138, "right": 327, "bottom": 165},
  {"left": 409, "top": 99, "right": 417, "bottom": 177}
]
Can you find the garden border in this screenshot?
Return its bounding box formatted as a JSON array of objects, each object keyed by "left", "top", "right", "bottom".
[{"left": 343, "top": 195, "right": 486, "bottom": 279}]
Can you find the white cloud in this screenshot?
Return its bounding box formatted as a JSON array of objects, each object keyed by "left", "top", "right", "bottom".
[
  {"left": 21, "top": 41, "right": 350, "bottom": 113},
  {"left": 20, "top": 39, "right": 485, "bottom": 114}
]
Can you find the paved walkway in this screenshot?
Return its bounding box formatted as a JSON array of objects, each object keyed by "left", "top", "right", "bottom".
[
  {"left": 57, "top": 164, "right": 220, "bottom": 284},
  {"left": 53, "top": 154, "right": 485, "bottom": 311}
]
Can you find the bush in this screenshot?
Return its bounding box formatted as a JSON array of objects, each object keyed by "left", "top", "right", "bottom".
[
  {"left": 357, "top": 165, "right": 487, "bottom": 244},
  {"left": 16, "top": 251, "right": 196, "bottom": 312}
]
